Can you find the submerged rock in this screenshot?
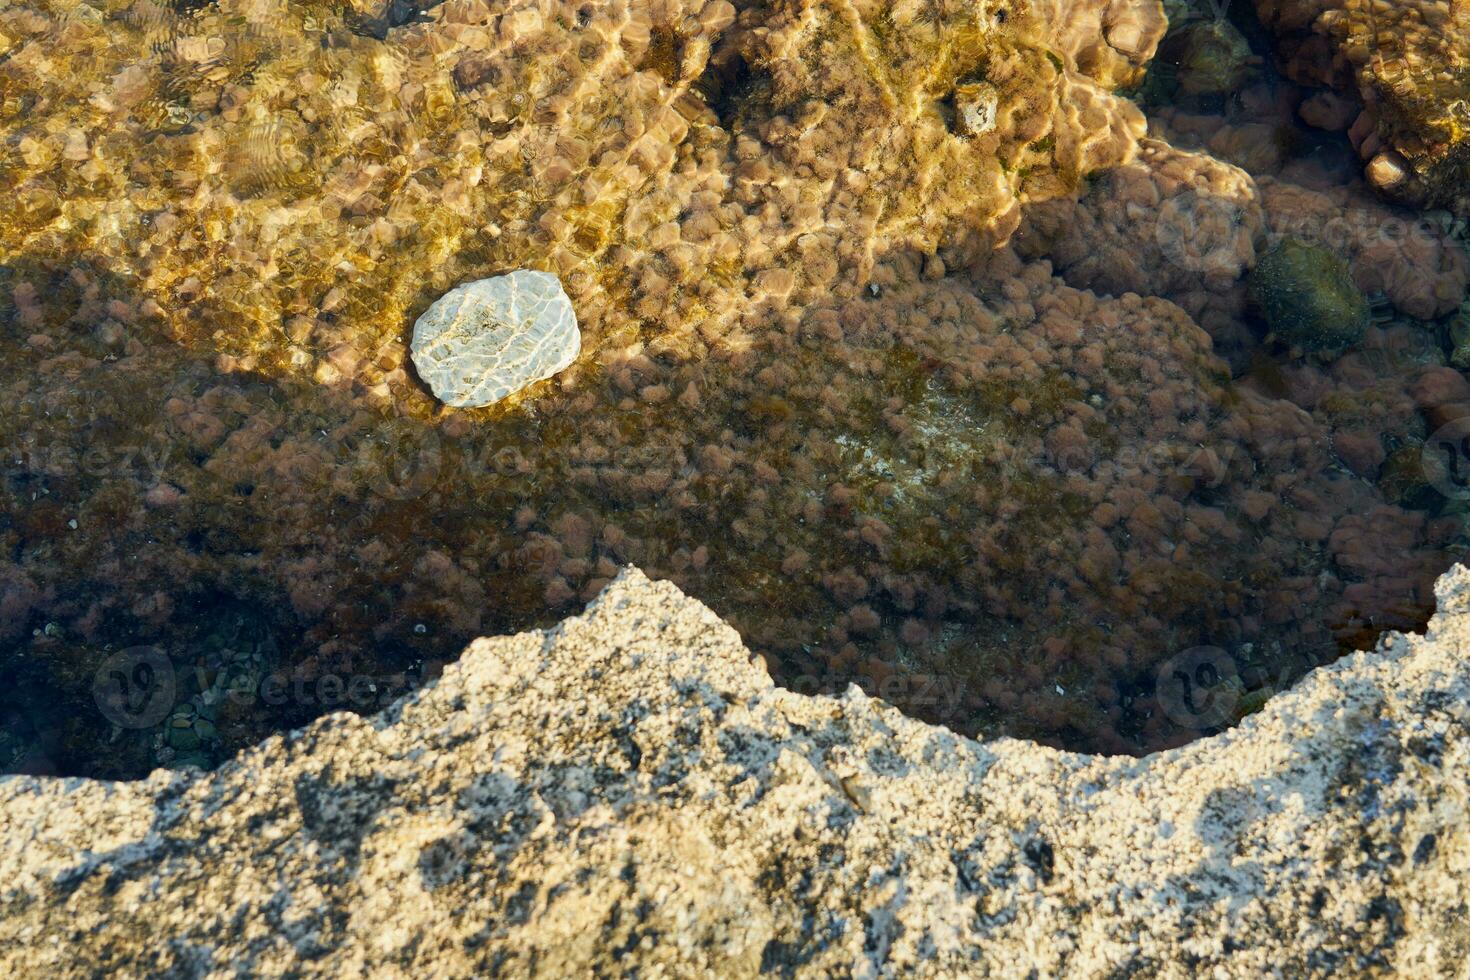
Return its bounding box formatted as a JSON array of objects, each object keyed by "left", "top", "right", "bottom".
[
  {"left": 1248, "top": 238, "right": 1370, "bottom": 352},
  {"left": 1255, "top": 0, "right": 1470, "bottom": 216},
  {"left": 1168, "top": 19, "right": 1258, "bottom": 97},
  {"left": 411, "top": 271, "right": 580, "bottom": 408},
  {"left": 1, "top": 0, "right": 1459, "bottom": 777}
]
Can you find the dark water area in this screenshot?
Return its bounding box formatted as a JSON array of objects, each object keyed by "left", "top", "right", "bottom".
[{"left": 2, "top": 0, "right": 1468, "bottom": 778}]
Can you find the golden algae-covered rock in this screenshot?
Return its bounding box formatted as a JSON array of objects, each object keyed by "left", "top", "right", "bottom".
[
  {"left": 0, "top": 0, "right": 1162, "bottom": 400},
  {"left": 1254, "top": 0, "right": 1470, "bottom": 215}
]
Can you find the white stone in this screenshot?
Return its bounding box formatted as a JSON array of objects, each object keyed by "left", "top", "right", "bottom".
[
  {"left": 410, "top": 270, "right": 579, "bottom": 408},
  {"left": 954, "top": 82, "right": 999, "bottom": 137}
]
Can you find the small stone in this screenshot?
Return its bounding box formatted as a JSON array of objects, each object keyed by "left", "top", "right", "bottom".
[
  {"left": 953, "top": 82, "right": 999, "bottom": 137},
  {"left": 1450, "top": 300, "right": 1470, "bottom": 369},
  {"left": 410, "top": 270, "right": 580, "bottom": 408},
  {"left": 1298, "top": 91, "right": 1358, "bottom": 132},
  {"left": 170, "top": 728, "right": 201, "bottom": 751}
]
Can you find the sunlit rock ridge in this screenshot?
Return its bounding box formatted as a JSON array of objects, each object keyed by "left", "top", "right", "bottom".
[{"left": 0, "top": 565, "right": 1467, "bottom": 976}]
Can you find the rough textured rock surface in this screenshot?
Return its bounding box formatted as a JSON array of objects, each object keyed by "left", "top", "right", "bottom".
[
  {"left": 1254, "top": 0, "right": 1470, "bottom": 214},
  {"left": 411, "top": 271, "right": 580, "bottom": 408},
  {"left": 2, "top": 566, "right": 1468, "bottom": 977}
]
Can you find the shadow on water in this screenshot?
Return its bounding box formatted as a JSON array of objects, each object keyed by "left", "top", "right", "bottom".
[
  {"left": 2, "top": 227, "right": 1450, "bottom": 779},
  {"left": 0, "top": 254, "right": 457, "bottom": 778}
]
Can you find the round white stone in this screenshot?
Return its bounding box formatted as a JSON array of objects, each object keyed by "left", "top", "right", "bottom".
[{"left": 410, "top": 270, "right": 580, "bottom": 408}]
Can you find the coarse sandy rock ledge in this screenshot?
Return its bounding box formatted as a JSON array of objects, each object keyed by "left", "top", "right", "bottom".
[{"left": 2, "top": 567, "right": 1468, "bottom": 977}]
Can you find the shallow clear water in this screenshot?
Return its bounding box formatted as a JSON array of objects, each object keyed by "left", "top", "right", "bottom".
[{"left": 2, "top": 0, "right": 1467, "bottom": 777}]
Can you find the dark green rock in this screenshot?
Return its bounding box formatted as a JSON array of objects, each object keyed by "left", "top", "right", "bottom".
[{"left": 1248, "top": 239, "right": 1370, "bottom": 353}]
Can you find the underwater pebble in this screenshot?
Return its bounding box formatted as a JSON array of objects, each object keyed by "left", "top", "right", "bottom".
[
  {"left": 410, "top": 271, "right": 580, "bottom": 408},
  {"left": 953, "top": 82, "right": 999, "bottom": 137}
]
